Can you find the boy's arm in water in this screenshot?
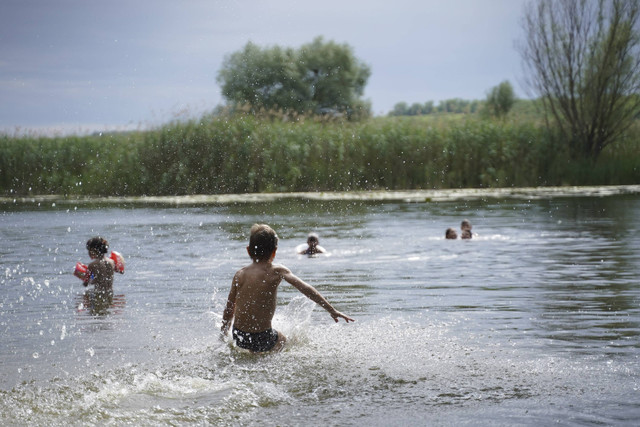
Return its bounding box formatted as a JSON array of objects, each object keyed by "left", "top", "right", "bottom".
[
  {"left": 221, "top": 272, "right": 239, "bottom": 336},
  {"left": 279, "top": 266, "right": 354, "bottom": 323}
]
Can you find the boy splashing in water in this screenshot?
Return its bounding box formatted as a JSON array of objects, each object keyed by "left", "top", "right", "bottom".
[{"left": 221, "top": 224, "right": 354, "bottom": 353}]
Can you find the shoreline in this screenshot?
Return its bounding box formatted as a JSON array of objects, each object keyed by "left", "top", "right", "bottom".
[{"left": 2, "top": 185, "right": 640, "bottom": 206}]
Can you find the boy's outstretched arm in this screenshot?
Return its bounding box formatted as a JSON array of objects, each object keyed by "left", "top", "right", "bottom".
[{"left": 281, "top": 269, "right": 354, "bottom": 323}]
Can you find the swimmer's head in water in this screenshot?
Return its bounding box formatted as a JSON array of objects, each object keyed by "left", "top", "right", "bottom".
[
  {"left": 461, "top": 219, "right": 472, "bottom": 231},
  {"left": 307, "top": 232, "right": 320, "bottom": 246},
  {"left": 248, "top": 224, "right": 278, "bottom": 261},
  {"left": 445, "top": 228, "right": 458, "bottom": 239},
  {"left": 86, "top": 236, "right": 109, "bottom": 257}
]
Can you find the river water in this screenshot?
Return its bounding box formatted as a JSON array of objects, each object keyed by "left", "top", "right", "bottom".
[{"left": 1, "top": 188, "right": 639, "bottom": 426}]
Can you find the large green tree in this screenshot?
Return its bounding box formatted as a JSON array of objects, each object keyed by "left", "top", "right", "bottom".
[
  {"left": 484, "top": 80, "right": 516, "bottom": 119},
  {"left": 217, "top": 37, "right": 371, "bottom": 117},
  {"left": 519, "top": 0, "right": 640, "bottom": 159},
  {"left": 216, "top": 42, "right": 309, "bottom": 113}
]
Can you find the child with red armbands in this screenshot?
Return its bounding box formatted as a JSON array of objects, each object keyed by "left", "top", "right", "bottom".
[{"left": 74, "top": 236, "right": 123, "bottom": 297}]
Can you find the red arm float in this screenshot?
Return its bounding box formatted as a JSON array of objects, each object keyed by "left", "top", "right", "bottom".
[
  {"left": 73, "top": 262, "right": 92, "bottom": 282},
  {"left": 110, "top": 251, "right": 125, "bottom": 274}
]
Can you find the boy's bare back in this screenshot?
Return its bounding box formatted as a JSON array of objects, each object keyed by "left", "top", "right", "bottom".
[
  {"left": 87, "top": 257, "right": 114, "bottom": 294},
  {"left": 229, "top": 261, "right": 286, "bottom": 333}
]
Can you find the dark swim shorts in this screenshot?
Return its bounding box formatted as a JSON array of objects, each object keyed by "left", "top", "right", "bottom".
[{"left": 232, "top": 327, "right": 279, "bottom": 352}]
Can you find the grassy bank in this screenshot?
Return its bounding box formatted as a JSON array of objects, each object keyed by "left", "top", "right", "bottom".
[{"left": 1, "top": 114, "right": 639, "bottom": 197}]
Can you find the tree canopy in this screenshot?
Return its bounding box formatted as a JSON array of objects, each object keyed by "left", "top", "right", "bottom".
[
  {"left": 216, "top": 37, "right": 371, "bottom": 118},
  {"left": 519, "top": 0, "right": 640, "bottom": 159},
  {"left": 484, "top": 80, "right": 516, "bottom": 119}
]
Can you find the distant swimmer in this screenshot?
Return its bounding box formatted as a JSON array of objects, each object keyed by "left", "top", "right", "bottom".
[
  {"left": 461, "top": 219, "right": 473, "bottom": 239},
  {"left": 298, "top": 232, "right": 326, "bottom": 255},
  {"left": 445, "top": 228, "right": 458, "bottom": 239},
  {"left": 221, "top": 224, "right": 353, "bottom": 353}
]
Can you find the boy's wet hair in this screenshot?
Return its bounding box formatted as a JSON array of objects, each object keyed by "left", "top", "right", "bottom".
[
  {"left": 86, "top": 236, "right": 109, "bottom": 255},
  {"left": 249, "top": 224, "right": 278, "bottom": 261}
]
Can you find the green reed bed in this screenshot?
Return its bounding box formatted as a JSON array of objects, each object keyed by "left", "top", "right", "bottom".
[{"left": 1, "top": 114, "right": 639, "bottom": 197}]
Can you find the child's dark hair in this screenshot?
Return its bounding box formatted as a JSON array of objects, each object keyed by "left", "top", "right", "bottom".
[
  {"left": 86, "top": 236, "right": 109, "bottom": 256},
  {"left": 248, "top": 224, "right": 278, "bottom": 261}
]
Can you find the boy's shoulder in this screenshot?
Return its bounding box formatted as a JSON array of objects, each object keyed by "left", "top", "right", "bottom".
[
  {"left": 89, "top": 257, "right": 114, "bottom": 268},
  {"left": 236, "top": 261, "right": 290, "bottom": 276},
  {"left": 271, "top": 263, "right": 291, "bottom": 276},
  {"left": 88, "top": 258, "right": 102, "bottom": 268}
]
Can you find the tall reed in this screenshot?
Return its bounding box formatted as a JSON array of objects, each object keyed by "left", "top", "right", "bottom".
[{"left": 1, "top": 114, "right": 638, "bottom": 197}]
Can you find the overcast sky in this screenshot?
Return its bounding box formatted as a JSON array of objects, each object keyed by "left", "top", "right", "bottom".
[{"left": 0, "top": 0, "right": 529, "bottom": 135}]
